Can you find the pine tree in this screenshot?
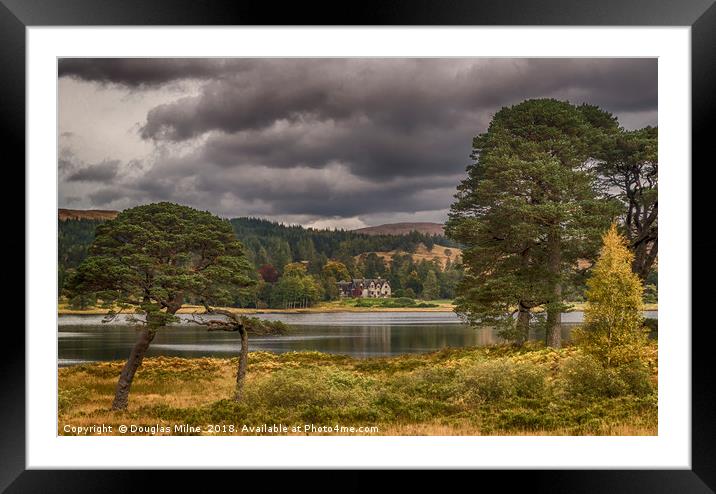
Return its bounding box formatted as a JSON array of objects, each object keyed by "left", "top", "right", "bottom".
[
  {"left": 576, "top": 224, "right": 648, "bottom": 367},
  {"left": 422, "top": 270, "right": 440, "bottom": 300},
  {"left": 447, "top": 99, "right": 619, "bottom": 347},
  {"left": 596, "top": 126, "right": 658, "bottom": 280},
  {"left": 66, "top": 202, "right": 254, "bottom": 409}
]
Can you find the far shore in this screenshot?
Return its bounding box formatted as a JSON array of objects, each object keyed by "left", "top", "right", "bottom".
[{"left": 57, "top": 301, "right": 658, "bottom": 316}]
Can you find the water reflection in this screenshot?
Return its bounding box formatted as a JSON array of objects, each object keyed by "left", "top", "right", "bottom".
[{"left": 58, "top": 311, "right": 657, "bottom": 365}]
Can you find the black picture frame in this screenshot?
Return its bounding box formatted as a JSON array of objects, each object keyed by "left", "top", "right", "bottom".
[{"left": 4, "top": 0, "right": 713, "bottom": 491}]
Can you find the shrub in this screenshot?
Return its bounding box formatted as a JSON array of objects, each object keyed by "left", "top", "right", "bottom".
[
  {"left": 457, "top": 360, "right": 548, "bottom": 404},
  {"left": 512, "top": 363, "right": 549, "bottom": 398},
  {"left": 562, "top": 355, "right": 653, "bottom": 399},
  {"left": 242, "top": 367, "right": 376, "bottom": 410},
  {"left": 391, "top": 367, "right": 460, "bottom": 402},
  {"left": 459, "top": 361, "right": 512, "bottom": 403},
  {"left": 616, "top": 361, "right": 655, "bottom": 396},
  {"left": 244, "top": 368, "right": 335, "bottom": 408},
  {"left": 58, "top": 387, "right": 89, "bottom": 414}
]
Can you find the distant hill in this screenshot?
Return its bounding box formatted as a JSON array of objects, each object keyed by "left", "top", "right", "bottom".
[
  {"left": 59, "top": 208, "right": 118, "bottom": 221},
  {"left": 356, "top": 243, "right": 461, "bottom": 270},
  {"left": 353, "top": 222, "right": 445, "bottom": 236}
]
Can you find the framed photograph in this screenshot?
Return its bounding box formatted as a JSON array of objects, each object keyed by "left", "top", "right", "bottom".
[{"left": 6, "top": 0, "right": 713, "bottom": 489}]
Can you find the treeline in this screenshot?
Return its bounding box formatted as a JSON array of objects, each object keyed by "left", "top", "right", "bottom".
[
  {"left": 230, "top": 217, "right": 459, "bottom": 274},
  {"left": 58, "top": 216, "right": 465, "bottom": 306},
  {"left": 58, "top": 218, "right": 104, "bottom": 295},
  {"left": 241, "top": 253, "right": 464, "bottom": 309}
]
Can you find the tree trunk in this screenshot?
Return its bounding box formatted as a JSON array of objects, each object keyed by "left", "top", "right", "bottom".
[
  {"left": 546, "top": 304, "right": 562, "bottom": 348},
  {"left": 516, "top": 303, "right": 530, "bottom": 346},
  {"left": 633, "top": 237, "right": 657, "bottom": 281},
  {"left": 112, "top": 292, "right": 182, "bottom": 411},
  {"left": 632, "top": 240, "right": 647, "bottom": 279},
  {"left": 516, "top": 248, "right": 531, "bottom": 346},
  {"left": 203, "top": 306, "right": 249, "bottom": 402},
  {"left": 235, "top": 326, "right": 249, "bottom": 402},
  {"left": 112, "top": 327, "right": 156, "bottom": 410},
  {"left": 545, "top": 230, "right": 562, "bottom": 348}
]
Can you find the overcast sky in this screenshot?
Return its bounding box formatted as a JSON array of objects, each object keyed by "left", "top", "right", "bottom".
[{"left": 58, "top": 58, "right": 657, "bottom": 230}]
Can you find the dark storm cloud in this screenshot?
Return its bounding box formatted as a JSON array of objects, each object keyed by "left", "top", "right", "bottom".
[
  {"left": 94, "top": 160, "right": 461, "bottom": 218},
  {"left": 59, "top": 58, "right": 658, "bottom": 221},
  {"left": 134, "top": 58, "right": 657, "bottom": 142},
  {"left": 88, "top": 187, "right": 128, "bottom": 205},
  {"left": 198, "top": 119, "right": 476, "bottom": 179},
  {"left": 193, "top": 168, "right": 460, "bottom": 216},
  {"left": 58, "top": 58, "right": 256, "bottom": 88},
  {"left": 66, "top": 159, "right": 120, "bottom": 182}
]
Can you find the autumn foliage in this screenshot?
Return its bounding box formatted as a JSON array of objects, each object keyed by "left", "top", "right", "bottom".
[{"left": 575, "top": 224, "right": 649, "bottom": 367}]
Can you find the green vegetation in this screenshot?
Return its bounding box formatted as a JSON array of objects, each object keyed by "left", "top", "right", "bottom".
[
  {"left": 57, "top": 97, "right": 658, "bottom": 437},
  {"left": 65, "top": 202, "right": 255, "bottom": 410},
  {"left": 230, "top": 216, "right": 461, "bottom": 271},
  {"left": 564, "top": 226, "right": 653, "bottom": 418},
  {"left": 58, "top": 343, "right": 657, "bottom": 436},
  {"left": 238, "top": 316, "right": 290, "bottom": 335},
  {"left": 351, "top": 297, "right": 438, "bottom": 309},
  {"left": 596, "top": 126, "right": 658, "bottom": 281},
  {"left": 59, "top": 216, "right": 465, "bottom": 307},
  {"left": 269, "top": 262, "right": 324, "bottom": 309},
  {"left": 574, "top": 224, "right": 650, "bottom": 367},
  {"left": 58, "top": 218, "right": 104, "bottom": 296},
  {"left": 447, "top": 99, "right": 657, "bottom": 348}
]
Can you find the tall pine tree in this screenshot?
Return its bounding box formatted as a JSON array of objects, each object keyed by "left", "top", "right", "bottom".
[{"left": 447, "top": 99, "right": 618, "bottom": 347}]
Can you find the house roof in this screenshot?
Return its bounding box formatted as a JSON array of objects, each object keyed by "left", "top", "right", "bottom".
[{"left": 348, "top": 278, "right": 390, "bottom": 285}]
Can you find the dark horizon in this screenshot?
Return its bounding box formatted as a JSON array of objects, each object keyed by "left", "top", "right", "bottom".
[{"left": 57, "top": 205, "right": 448, "bottom": 232}]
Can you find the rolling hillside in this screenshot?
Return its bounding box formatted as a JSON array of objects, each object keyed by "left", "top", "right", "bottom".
[
  {"left": 356, "top": 243, "right": 461, "bottom": 270},
  {"left": 352, "top": 222, "right": 444, "bottom": 236},
  {"left": 59, "top": 209, "right": 119, "bottom": 221}
]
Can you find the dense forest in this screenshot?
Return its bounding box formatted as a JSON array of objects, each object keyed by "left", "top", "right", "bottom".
[
  {"left": 230, "top": 217, "right": 460, "bottom": 270},
  {"left": 58, "top": 218, "right": 102, "bottom": 296},
  {"left": 58, "top": 216, "right": 465, "bottom": 308}
]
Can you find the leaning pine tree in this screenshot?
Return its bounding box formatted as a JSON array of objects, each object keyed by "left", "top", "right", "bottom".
[
  {"left": 576, "top": 224, "right": 649, "bottom": 367},
  {"left": 65, "top": 203, "right": 255, "bottom": 410}
]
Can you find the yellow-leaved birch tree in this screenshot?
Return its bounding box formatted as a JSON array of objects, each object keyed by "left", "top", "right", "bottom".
[{"left": 576, "top": 224, "right": 649, "bottom": 367}]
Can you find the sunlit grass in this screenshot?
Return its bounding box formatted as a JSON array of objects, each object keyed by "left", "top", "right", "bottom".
[{"left": 59, "top": 343, "right": 657, "bottom": 436}]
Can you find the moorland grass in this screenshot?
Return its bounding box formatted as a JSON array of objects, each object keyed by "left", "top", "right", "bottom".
[{"left": 58, "top": 343, "right": 657, "bottom": 436}]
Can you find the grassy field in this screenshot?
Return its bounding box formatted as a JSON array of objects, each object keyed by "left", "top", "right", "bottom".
[{"left": 58, "top": 342, "right": 657, "bottom": 436}]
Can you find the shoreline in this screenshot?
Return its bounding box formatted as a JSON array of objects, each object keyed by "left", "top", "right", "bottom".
[
  {"left": 57, "top": 301, "right": 658, "bottom": 316},
  {"left": 57, "top": 305, "right": 457, "bottom": 316}
]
